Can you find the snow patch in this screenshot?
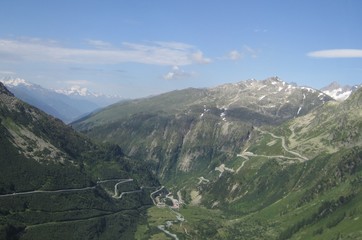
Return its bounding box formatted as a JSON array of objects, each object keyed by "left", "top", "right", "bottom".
[
  {"left": 301, "top": 87, "right": 316, "bottom": 93},
  {"left": 55, "top": 85, "right": 93, "bottom": 97},
  {"left": 297, "top": 107, "right": 302, "bottom": 115},
  {"left": 220, "top": 112, "right": 226, "bottom": 121},
  {"left": 323, "top": 89, "right": 352, "bottom": 101},
  {"left": 257, "top": 85, "right": 266, "bottom": 90}
]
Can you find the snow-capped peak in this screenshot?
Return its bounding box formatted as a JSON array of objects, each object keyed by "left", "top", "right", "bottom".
[
  {"left": 54, "top": 85, "right": 122, "bottom": 99},
  {"left": 321, "top": 82, "right": 357, "bottom": 101},
  {"left": 55, "top": 85, "right": 99, "bottom": 97},
  {"left": 0, "top": 77, "right": 33, "bottom": 87}
]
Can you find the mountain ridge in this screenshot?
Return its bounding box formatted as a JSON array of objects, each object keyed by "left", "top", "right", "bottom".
[
  {"left": 74, "top": 77, "right": 332, "bottom": 129},
  {"left": 72, "top": 77, "right": 335, "bottom": 188},
  {"left": 0, "top": 77, "right": 123, "bottom": 123},
  {"left": 72, "top": 78, "right": 362, "bottom": 239},
  {"left": 0, "top": 82, "right": 159, "bottom": 239}
]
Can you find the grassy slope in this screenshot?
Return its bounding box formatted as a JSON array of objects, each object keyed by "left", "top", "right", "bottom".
[
  {"left": 136, "top": 147, "right": 362, "bottom": 240},
  {"left": 73, "top": 88, "right": 208, "bottom": 129},
  {"left": 0, "top": 84, "right": 159, "bottom": 239},
  {"left": 137, "top": 89, "right": 362, "bottom": 239}
]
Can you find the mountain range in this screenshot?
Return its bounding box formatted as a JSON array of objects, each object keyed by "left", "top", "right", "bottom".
[
  {"left": 73, "top": 77, "right": 362, "bottom": 239},
  {"left": 1, "top": 77, "right": 359, "bottom": 125},
  {"left": 0, "top": 77, "right": 123, "bottom": 123},
  {"left": 1, "top": 76, "right": 361, "bottom": 239},
  {"left": 73, "top": 77, "right": 333, "bottom": 180}
]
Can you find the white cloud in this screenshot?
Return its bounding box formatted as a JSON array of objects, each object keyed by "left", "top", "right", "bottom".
[
  {"left": 86, "top": 39, "right": 113, "bottom": 49},
  {"left": 154, "top": 41, "right": 194, "bottom": 50},
  {"left": 163, "top": 65, "right": 193, "bottom": 80},
  {"left": 228, "top": 50, "right": 242, "bottom": 60},
  {"left": 307, "top": 49, "right": 362, "bottom": 58},
  {"left": 192, "top": 51, "right": 212, "bottom": 64},
  {"left": 221, "top": 46, "right": 259, "bottom": 61},
  {"left": 0, "top": 38, "right": 211, "bottom": 66}
]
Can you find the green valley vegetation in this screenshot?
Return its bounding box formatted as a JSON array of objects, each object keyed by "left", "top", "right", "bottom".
[
  {"left": 2, "top": 79, "right": 362, "bottom": 239},
  {"left": 0, "top": 82, "right": 159, "bottom": 239},
  {"left": 74, "top": 79, "right": 362, "bottom": 239}
]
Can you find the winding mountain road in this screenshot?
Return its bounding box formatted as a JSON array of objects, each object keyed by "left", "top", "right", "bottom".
[
  {"left": 0, "top": 178, "right": 137, "bottom": 199},
  {"left": 236, "top": 158, "right": 249, "bottom": 173},
  {"left": 112, "top": 179, "right": 133, "bottom": 197},
  {"left": 0, "top": 186, "right": 96, "bottom": 198},
  {"left": 255, "top": 127, "right": 308, "bottom": 161},
  {"left": 0, "top": 177, "right": 169, "bottom": 239},
  {"left": 150, "top": 186, "right": 165, "bottom": 205}
]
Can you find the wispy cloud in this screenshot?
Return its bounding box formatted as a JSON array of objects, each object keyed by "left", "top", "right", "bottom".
[
  {"left": 191, "top": 51, "right": 212, "bottom": 64},
  {"left": 307, "top": 49, "right": 362, "bottom": 58},
  {"left": 227, "top": 50, "right": 242, "bottom": 60},
  {"left": 222, "top": 45, "right": 260, "bottom": 61},
  {"left": 163, "top": 66, "right": 194, "bottom": 80},
  {"left": 85, "top": 39, "right": 113, "bottom": 49},
  {"left": 0, "top": 38, "right": 211, "bottom": 66},
  {"left": 243, "top": 45, "right": 259, "bottom": 58}
]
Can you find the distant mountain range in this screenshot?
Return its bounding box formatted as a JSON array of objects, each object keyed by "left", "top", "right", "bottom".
[
  {"left": 0, "top": 77, "right": 123, "bottom": 123},
  {"left": 321, "top": 81, "right": 361, "bottom": 101},
  {"left": 1, "top": 76, "right": 360, "bottom": 124}
]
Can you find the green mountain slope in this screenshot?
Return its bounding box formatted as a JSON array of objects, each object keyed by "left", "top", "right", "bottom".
[
  {"left": 145, "top": 88, "right": 361, "bottom": 239},
  {"left": 73, "top": 78, "right": 332, "bottom": 182},
  {"left": 74, "top": 77, "right": 332, "bottom": 129},
  {"left": 0, "top": 82, "right": 159, "bottom": 239},
  {"left": 73, "top": 79, "right": 361, "bottom": 239}
]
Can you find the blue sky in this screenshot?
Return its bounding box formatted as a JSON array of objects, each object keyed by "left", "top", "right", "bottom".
[{"left": 0, "top": 0, "right": 361, "bottom": 98}]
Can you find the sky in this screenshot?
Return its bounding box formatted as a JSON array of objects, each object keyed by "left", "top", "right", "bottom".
[{"left": 0, "top": 0, "right": 361, "bottom": 98}]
